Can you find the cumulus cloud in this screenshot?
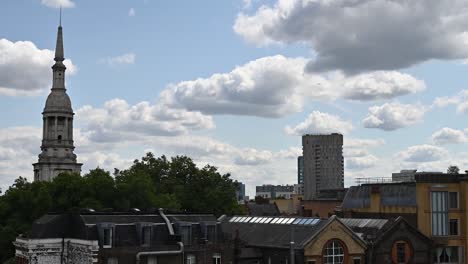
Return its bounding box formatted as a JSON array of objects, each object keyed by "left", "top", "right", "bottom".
[
  {"left": 346, "top": 155, "right": 379, "bottom": 170},
  {"left": 285, "top": 111, "right": 353, "bottom": 135},
  {"left": 340, "top": 71, "right": 425, "bottom": 101},
  {"left": 397, "top": 144, "right": 447, "bottom": 162},
  {"left": 100, "top": 53, "right": 136, "bottom": 66},
  {"left": 160, "top": 55, "right": 424, "bottom": 118},
  {"left": 432, "top": 127, "right": 468, "bottom": 145},
  {"left": 343, "top": 137, "right": 384, "bottom": 170},
  {"left": 234, "top": 0, "right": 468, "bottom": 73},
  {"left": 234, "top": 148, "right": 273, "bottom": 165},
  {"left": 160, "top": 56, "right": 306, "bottom": 118},
  {"left": 433, "top": 90, "right": 468, "bottom": 114},
  {"left": 0, "top": 39, "right": 76, "bottom": 96},
  {"left": 76, "top": 99, "right": 215, "bottom": 142},
  {"left": 362, "top": 102, "right": 426, "bottom": 131},
  {"left": 41, "top": 0, "right": 75, "bottom": 8}
]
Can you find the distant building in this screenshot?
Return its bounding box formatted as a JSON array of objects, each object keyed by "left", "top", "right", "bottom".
[
  {"left": 14, "top": 209, "right": 233, "bottom": 264},
  {"left": 245, "top": 202, "right": 280, "bottom": 216},
  {"left": 236, "top": 182, "right": 246, "bottom": 202},
  {"left": 33, "top": 23, "right": 82, "bottom": 182},
  {"left": 392, "top": 169, "right": 417, "bottom": 182},
  {"left": 256, "top": 184, "right": 295, "bottom": 199},
  {"left": 341, "top": 182, "right": 418, "bottom": 226},
  {"left": 294, "top": 183, "right": 304, "bottom": 195},
  {"left": 223, "top": 215, "right": 432, "bottom": 264},
  {"left": 298, "top": 156, "right": 304, "bottom": 184},
  {"left": 343, "top": 171, "right": 468, "bottom": 263},
  {"left": 302, "top": 133, "right": 344, "bottom": 200}
]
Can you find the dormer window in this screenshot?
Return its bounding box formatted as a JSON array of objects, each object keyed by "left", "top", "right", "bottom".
[
  {"left": 142, "top": 226, "right": 152, "bottom": 247},
  {"left": 103, "top": 227, "right": 113, "bottom": 248}
]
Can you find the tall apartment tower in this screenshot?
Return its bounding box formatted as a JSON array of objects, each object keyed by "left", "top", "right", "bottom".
[
  {"left": 33, "top": 24, "right": 82, "bottom": 181},
  {"left": 297, "top": 156, "right": 304, "bottom": 184},
  {"left": 302, "top": 133, "right": 344, "bottom": 200}
]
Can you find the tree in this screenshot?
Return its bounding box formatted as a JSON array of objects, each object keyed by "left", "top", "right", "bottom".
[{"left": 447, "top": 165, "right": 460, "bottom": 174}]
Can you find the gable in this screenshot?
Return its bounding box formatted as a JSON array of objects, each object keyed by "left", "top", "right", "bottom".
[{"left": 304, "top": 220, "right": 366, "bottom": 256}]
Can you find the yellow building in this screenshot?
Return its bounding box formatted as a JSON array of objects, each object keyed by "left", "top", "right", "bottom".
[
  {"left": 341, "top": 173, "right": 468, "bottom": 263},
  {"left": 415, "top": 173, "right": 465, "bottom": 263}
]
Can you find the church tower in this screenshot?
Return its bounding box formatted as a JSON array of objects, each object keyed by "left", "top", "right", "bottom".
[{"left": 33, "top": 23, "right": 82, "bottom": 181}]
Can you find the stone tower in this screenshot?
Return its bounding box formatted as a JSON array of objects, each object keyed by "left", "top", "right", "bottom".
[{"left": 33, "top": 24, "right": 82, "bottom": 181}]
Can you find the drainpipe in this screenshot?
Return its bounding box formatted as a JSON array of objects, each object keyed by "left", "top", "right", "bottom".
[{"left": 135, "top": 208, "right": 184, "bottom": 264}]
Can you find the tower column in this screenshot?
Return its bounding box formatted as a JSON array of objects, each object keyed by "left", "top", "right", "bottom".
[
  {"left": 54, "top": 116, "right": 58, "bottom": 141},
  {"left": 64, "top": 117, "right": 68, "bottom": 141}
]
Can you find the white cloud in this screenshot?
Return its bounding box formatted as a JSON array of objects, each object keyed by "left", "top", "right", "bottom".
[
  {"left": 41, "top": 0, "right": 75, "bottom": 8},
  {"left": 160, "top": 56, "right": 424, "bottom": 118},
  {"left": 0, "top": 39, "right": 76, "bottom": 96},
  {"left": 432, "top": 127, "right": 467, "bottom": 145},
  {"left": 234, "top": 0, "right": 468, "bottom": 73},
  {"left": 343, "top": 137, "right": 384, "bottom": 170},
  {"left": 100, "top": 53, "right": 136, "bottom": 66},
  {"left": 234, "top": 148, "right": 273, "bottom": 165},
  {"left": 362, "top": 102, "right": 426, "bottom": 131},
  {"left": 397, "top": 144, "right": 447, "bottom": 163},
  {"left": 128, "top": 8, "right": 136, "bottom": 17},
  {"left": 340, "top": 71, "right": 425, "bottom": 101},
  {"left": 76, "top": 99, "right": 215, "bottom": 142},
  {"left": 285, "top": 111, "right": 353, "bottom": 135},
  {"left": 346, "top": 155, "right": 379, "bottom": 170},
  {"left": 160, "top": 55, "right": 306, "bottom": 118}
]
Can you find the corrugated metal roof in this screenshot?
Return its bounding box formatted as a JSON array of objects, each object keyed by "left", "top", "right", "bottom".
[{"left": 340, "top": 218, "right": 388, "bottom": 229}]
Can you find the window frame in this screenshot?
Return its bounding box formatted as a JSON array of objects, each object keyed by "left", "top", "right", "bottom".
[
  {"left": 430, "top": 191, "right": 449, "bottom": 236},
  {"left": 449, "top": 192, "right": 459, "bottom": 209},
  {"left": 186, "top": 254, "right": 196, "bottom": 264},
  {"left": 103, "top": 227, "right": 113, "bottom": 248},
  {"left": 449, "top": 219, "right": 459, "bottom": 236},
  {"left": 322, "top": 240, "right": 346, "bottom": 264},
  {"left": 212, "top": 253, "right": 221, "bottom": 264},
  {"left": 141, "top": 226, "right": 152, "bottom": 247}
]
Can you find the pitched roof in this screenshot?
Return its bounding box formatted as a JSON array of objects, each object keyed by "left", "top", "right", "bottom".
[
  {"left": 245, "top": 203, "right": 280, "bottom": 216},
  {"left": 342, "top": 183, "right": 416, "bottom": 209},
  {"left": 222, "top": 216, "right": 326, "bottom": 249}
]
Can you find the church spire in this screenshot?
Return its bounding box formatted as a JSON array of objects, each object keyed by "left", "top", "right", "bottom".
[{"left": 54, "top": 24, "right": 64, "bottom": 62}]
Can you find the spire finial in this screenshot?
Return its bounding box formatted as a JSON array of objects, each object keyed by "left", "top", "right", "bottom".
[{"left": 59, "top": 6, "right": 62, "bottom": 27}]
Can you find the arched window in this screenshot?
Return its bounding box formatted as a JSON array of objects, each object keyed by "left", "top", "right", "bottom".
[
  {"left": 323, "top": 240, "right": 345, "bottom": 264},
  {"left": 391, "top": 240, "right": 412, "bottom": 264}
]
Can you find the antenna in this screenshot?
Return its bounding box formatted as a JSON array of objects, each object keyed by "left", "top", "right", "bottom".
[{"left": 59, "top": 6, "right": 62, "bottom": 26}]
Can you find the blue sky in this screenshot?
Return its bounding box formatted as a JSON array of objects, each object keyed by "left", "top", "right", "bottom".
[{"left": 2, "top": 0, "right": 468, "bottom": 196}]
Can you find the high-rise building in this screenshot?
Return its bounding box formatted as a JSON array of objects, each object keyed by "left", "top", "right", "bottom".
[
  {"left": 33, "top": 24, "right": 82, "bottom": 181},
  {"left": 298, "top": 156, "right": 304, "bottom": 184},
  {"left": 302, "top": 133, "right": 344, "bottom": 200}
]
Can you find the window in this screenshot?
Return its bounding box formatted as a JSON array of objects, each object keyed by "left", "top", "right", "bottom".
[
  {"left": 449, "top": 219, "right": 459, "bottom": 236},
  {"left": 396, "top": 243, "right": 406, "bottom": 263},
  {"left": 431, "top": 191, "right": 449, "bottom": 236},
  {"left": 323, "top": 240, "right": 344, "bottom": 264},
  {"left": 142, "top": 226, "right": 151, "bottom": 246},
  {"left": 434, "top": 247, "right": 459, "bottom": 263},
  {"left": 147, "top": 256, "right": 157, "bottom": 264},
  {"left": 392, "top": 241, "right": 412, "bottom": 264},
  {"left": 206, "top": 225, "right": 216, "bottom": 242},
  {"left": 186, "top": 254, "right": 196, "bottom": 264},
  {"left": 180, "top": 225, "right": 192, "bottom": 246},
  {"left": 103, "top": 227, "right": 113, "bottom": 248},
  {"left": 212, "top": 253, "right": 221, "bottom": 264},
  {"left": 449, "top": 192, "right": 458, "bottom": 209},
  {"left": 107, "top": 258, "right": 118, "bottom": 264},
  {"left": 353, "top": 258, "right": 361, "bottom": 264}
]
